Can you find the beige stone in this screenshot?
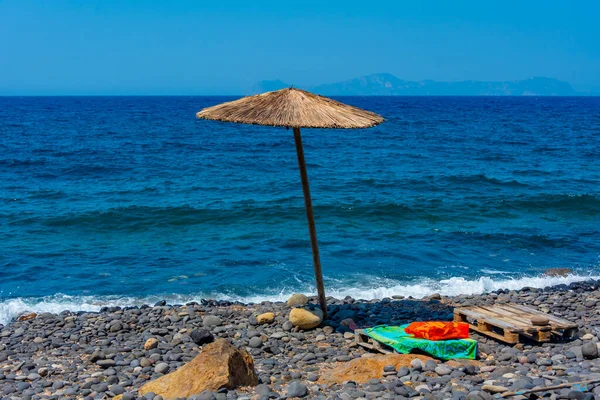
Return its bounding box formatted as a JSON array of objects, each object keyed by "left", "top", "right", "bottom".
[
  {"left": 256, "top": 312, "right": 275, "bottom": 324},
  {"left": 582, "top": 333, "right": 595, "bottom": 340},
  {"left": 144, "top": 338, "right": 159, "bottom": 350},
  {"left": 530, "top": 315, "right": 549, "bottom": 326},
  {"left": 482, "top": 384, "right": 509, "bottom": 393},
  {"left": 289, "top": 307, "right": 323, "bottom": 330},
  {"left": 318, "top": 354, "right": 433, "bottom": 385},
  {"left": 136, "top": 339, "right": 257, "bottom": 400},
  {"left": 17, "top": 312, "right": 37, "bottom": 322},
  {"left": 445, "top": 359, "right": 483, "bottom": 369},
  {"left": 286, "top": 293, "right": 309, "bottom": 308}
]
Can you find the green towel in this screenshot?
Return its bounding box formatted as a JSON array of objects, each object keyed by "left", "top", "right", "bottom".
[{"left": 364, "top": 324, "right": 477, "bottom": 360}]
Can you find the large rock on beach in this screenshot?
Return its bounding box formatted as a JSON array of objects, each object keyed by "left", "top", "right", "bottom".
[
  {"left": 318, "top": 354, "right": 432, "bottom": 384},
  {"left": 136, "top": 339, "right": 257, "bottom": 399},
  {"left": 287, "top": 293, "right": 309, "bottom": 308},
  {"left": 289, "top": 307, "right": 323, "bottom": 330}
]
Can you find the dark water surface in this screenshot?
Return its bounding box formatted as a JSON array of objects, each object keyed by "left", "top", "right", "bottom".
[{"left": 1, "top": 96, "right": 599, "bottom": 321}]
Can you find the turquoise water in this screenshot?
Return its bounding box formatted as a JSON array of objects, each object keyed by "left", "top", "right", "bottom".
[{"left": 1, "top": 96, "right": 599, "bottom": 322}]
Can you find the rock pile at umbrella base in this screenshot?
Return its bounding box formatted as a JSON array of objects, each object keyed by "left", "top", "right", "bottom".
[{"left": 136, "top": 339, "right": 257, "bottom": 399}]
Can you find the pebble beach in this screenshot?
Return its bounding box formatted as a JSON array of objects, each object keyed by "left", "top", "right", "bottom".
[{"left": 1, "top": 278, "right": 600, "bottom": 400}]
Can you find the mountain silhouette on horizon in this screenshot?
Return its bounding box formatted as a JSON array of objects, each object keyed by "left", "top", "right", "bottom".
[{"left": 251, "top": 73, "right": 579, "bottom": 96}]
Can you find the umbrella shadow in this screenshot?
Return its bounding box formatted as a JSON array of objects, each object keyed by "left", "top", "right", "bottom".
[{"left": 325, "top": 297, "right": 456, "bottom": 331}]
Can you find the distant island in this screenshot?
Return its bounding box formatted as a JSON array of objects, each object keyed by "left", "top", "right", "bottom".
[{"left": 251, "top": 73, "right": 580, "bottom": 96}]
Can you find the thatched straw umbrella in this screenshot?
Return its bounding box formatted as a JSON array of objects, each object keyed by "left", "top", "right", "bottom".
[{"left": 197, "top": 88, "right": 384, "bottom": 318}]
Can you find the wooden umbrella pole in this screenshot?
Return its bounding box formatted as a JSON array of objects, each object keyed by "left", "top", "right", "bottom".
[{"left": 293, "top": 127, "right": 328, "bottom": 319}]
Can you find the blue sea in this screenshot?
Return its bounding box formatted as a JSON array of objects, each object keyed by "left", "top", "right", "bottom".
[{"left": 1, "top": 96, "right": 599, "bottom": 324}]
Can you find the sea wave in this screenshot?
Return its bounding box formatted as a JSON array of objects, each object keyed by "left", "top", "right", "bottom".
[
  {"left": 9, "top": 193, "right": 599, "bottom": 232},
  {"left": 0, "top": 158, "right": 48, "bottom": 167},
  {"left": 7, "top": 204, "right": 422, "bottom": 231},
  {"left": 444, "top": 174, "right": 527, "bottom": 187},
  {"left": 1, "top": 272, "right": 598, "bottom": 326},
  {"left": 503, "top": 193, "right": 600, "bottom": 212}
]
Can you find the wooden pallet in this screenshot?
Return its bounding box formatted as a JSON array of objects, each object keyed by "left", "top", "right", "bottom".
[
  {"left": 355, "top": 329, "right": 395, "bottom": 354},
  {"left": 454, "top": 304, "right": 577, "bottom": 344}
]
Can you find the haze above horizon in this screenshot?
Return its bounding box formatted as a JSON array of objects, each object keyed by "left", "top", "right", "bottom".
[{"left": 1, "top": 0, "right": 599, "bottom": 95}]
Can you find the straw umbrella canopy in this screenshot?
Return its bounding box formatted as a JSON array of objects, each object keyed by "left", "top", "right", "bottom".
[{"left": 197, "top": 88, "right": 384, "bottom": 318}]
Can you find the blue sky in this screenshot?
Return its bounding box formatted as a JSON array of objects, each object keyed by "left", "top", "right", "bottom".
[{"left": 1, "top": 0, "right": 598, "bottom": 95}]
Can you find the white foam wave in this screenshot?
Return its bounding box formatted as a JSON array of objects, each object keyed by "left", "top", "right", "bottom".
[
  {"left": 1, "top": 273, "right": 598, "bottom": 326},
  {"left": 323, "top": 273, "right": 600, "bottom": 300},
  {"left": 480, "top": 269, "right": 510, "bottom": 275}
]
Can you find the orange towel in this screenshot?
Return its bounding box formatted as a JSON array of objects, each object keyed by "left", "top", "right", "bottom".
[{"left": 404, "top": 321, "right": 469, "bottom": 341}]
